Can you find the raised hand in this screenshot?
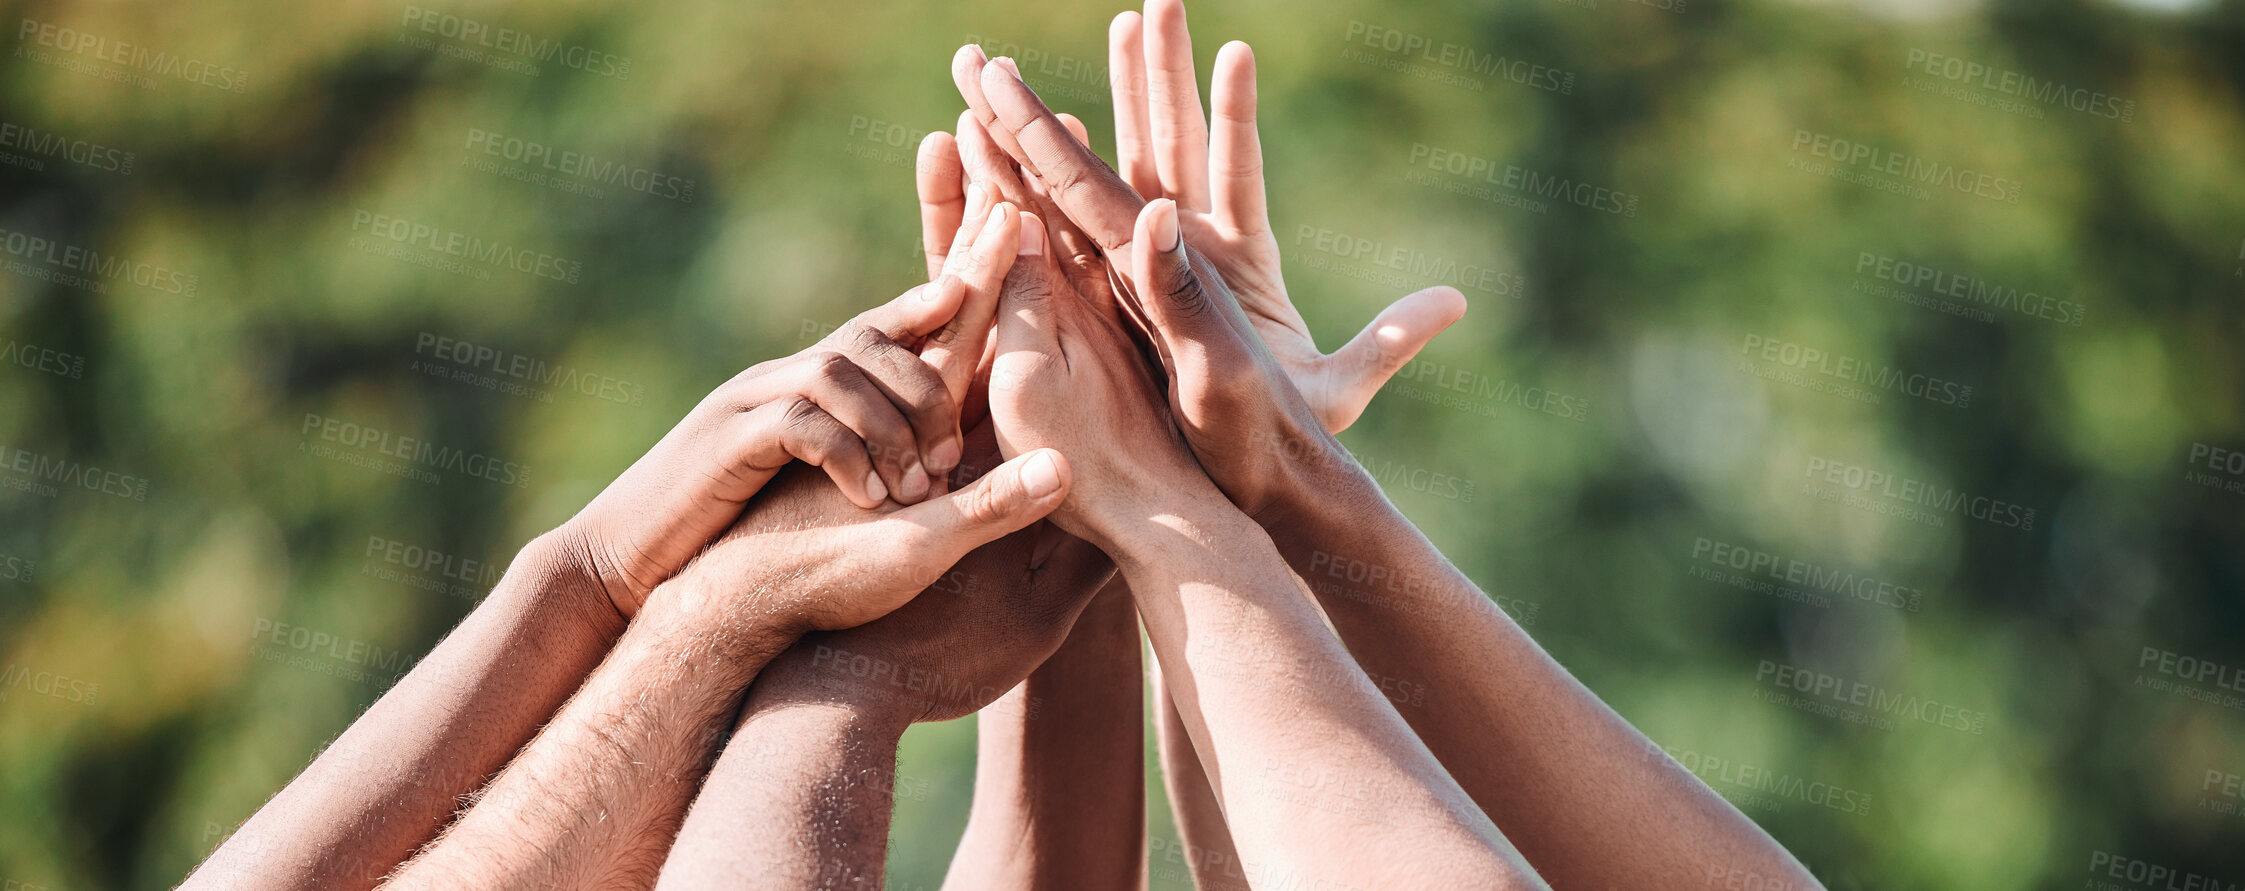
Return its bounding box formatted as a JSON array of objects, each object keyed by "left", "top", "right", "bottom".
[
  {"left": 982, "top": 210, "right": 1219, "bottom": 550},
  {"left": 1107, "top": 1, "right": 1466, "bottom": 432}
]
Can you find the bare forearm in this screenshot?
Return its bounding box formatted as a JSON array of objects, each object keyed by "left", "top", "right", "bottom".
[
  {"left": 189, "top": 534, "right": 625, "bottom": 890},
  {"left": 1106, "top": 502, "right": 1538, "bottom": 889},
  {"left": 390, "top": 595, "right": 786, "bottom": 890},
  {"left": 1151, "top": 669, "right": 1248, "bottom": 891},
  {"left": 659, "top": 683, "right": 907, "bottom": 889},
  {"left": 1272, "top": 465, "right": 1816, "bottom": 887},
  {"left": 944, "top": 581, "right": 1145, "bottom": 891}
]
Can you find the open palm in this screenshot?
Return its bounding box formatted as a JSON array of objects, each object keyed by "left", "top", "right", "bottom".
[{"left": 1107, "top": 0, "right": 1467, "bottom": 433}]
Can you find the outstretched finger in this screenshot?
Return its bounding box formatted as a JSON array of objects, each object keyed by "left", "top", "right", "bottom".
[
  {"left": 1109, "top": 10, "right": 1160, "bottom": 199},
  {"left": 917, "top": 131, "right": 968, "bottom": 282},
  {"left": 923, "top": 203, "right": 1022, "bottom": 405},
  {"left": 1328, "top": 286, "right": 1470, "bottom": 432},
  {"left": 1143, "top": 0, "right": 1211, "bottom": 212},
  {"left": 952, "top": 44, "right": 1029, "bottom": 164},
  {"left": 1208, "top": 41, "right": 1269, "bottom": 240},
  {"left": 977, "top": 59, "right": 1147, "bottom": 256}
]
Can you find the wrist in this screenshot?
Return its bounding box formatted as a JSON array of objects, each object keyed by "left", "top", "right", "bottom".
[{"left": 512, "top": 528, "right": 631, "bottom": 639}]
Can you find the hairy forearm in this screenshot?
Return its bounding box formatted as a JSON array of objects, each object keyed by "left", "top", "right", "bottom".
[
  {"left": 1105, "top": 500, "right": 1538, "bottom": 889},
  {"left": 388, "top": 587, "right": 788, "bottom": 891},
  {"left": 943, "top": 581, "right": 1145, "bottom": 891},
  {"left": 658, "top": 677, "right": 908, "bottom": 889},
  {"left": 188, "top": 533, "right": 627, "bottom": 890},
  {"left": 1270, "top": 457, "right": 1817, "bottom": 888}
]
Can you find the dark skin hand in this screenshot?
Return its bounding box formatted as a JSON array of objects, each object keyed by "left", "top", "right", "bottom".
[{"left": 955, "top": 37, "right": 1820, "bottom": 891}]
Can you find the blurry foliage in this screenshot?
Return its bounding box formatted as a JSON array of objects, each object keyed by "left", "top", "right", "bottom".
[{"left": 0, "top": 0, "right": 2241, "bottom": 888}]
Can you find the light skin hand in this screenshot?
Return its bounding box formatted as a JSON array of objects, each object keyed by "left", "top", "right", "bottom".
[
  {"left": 985, "top": 204, "right": 1543, "bottom": 888},
  {"left": 387, "top": 440, "right": 1075, "bottom": 890},
  {"left": 972, "top": 16, "right": 1821, "bottom": 887},
  {"left": 917, "top": 135, "right": 1150, "bottom": 891},
  {"left": 1107, "top": 3, "right": 1467, "bottom": 431}
]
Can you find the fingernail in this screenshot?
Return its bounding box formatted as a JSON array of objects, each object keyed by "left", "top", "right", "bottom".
[
  {"left": 983, "top": 202, "right": 1013, "bottom": 239},
  {"left": 994, "top": 56, "right": 1023, "bottom": 82},
  {"left": 902, "top": 462, "right": 931, "bottom": 500},
  {"left": 1019, "top": 216, "right": 1046, "bottom": 257},
  {"left": 1021, "top": 451, "right": 1062, "bottom": 498},
  {"left": 963, "top": 43, "right": 989, "bottom": 65},
  {"left": 864, "top": 471, "right": 888, "bottom": 504},
  {"left": 964, "top": 181, "right": 991, "bottom": 218},
  {"left": 1150, "top": 199, "right": 1181, "bottom": 252},
  {"left": 928, "top": 436, "right": 962, "bottom": 472}
]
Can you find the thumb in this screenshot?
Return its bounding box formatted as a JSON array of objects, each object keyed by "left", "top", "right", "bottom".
[
  {"left": 882, "top": 448, "right": 1071, "bottom": 567},
  {"left": 1128, "top": 199, "right": 1257, "bottom": 377},
  {"left": 1328, "top": 286, "right": 1469, "bottom": 432}
]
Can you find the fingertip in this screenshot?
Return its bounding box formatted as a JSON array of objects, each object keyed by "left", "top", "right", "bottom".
[
  {"left": 864, "top": 470, "right": 889, "bottom": 507},
  {"left": 1414, "top": 285, "right": 1470, "bottom": 327},
  {"left": 1111, "top": 9, "right": 1143, "bottom": 37},
  {"left": 1143, "top": 198, "right": 1181, "bottom": 253},
  {"left": 955, "top": 43, "right": 989, "bottom": 69},
  {"left": 1020, "top": 448, "right": 1069, "bottom": 500},
  {"left": 1018, "top": 210, "right": 1047, "bottom": 257}
]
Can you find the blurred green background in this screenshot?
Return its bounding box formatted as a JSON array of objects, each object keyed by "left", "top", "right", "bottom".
[{"left": 2, "top": 0, "right": 2242, "bottom": 887}]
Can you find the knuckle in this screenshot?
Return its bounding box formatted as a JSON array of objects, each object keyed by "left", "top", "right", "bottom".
[
  {"left": 844, "top": 323, "right": 890, "bottom": 354},
  {"left": 1155, "top": 272, "right": 1212, "bottom": 319}
]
